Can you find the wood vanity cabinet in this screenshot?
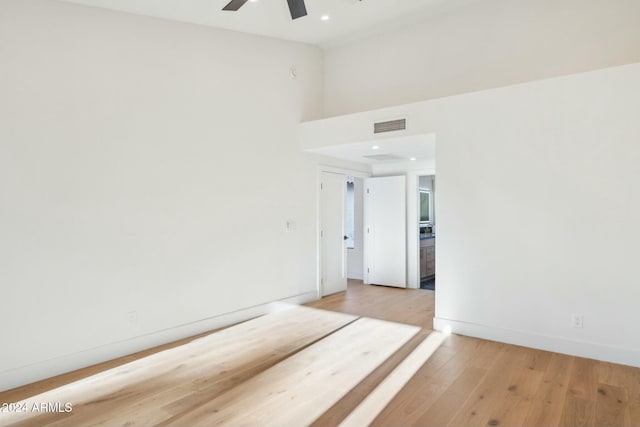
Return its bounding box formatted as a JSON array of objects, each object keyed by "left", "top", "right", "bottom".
[{"left": 420, "top": 238, "right": 435, "bottom": 279}]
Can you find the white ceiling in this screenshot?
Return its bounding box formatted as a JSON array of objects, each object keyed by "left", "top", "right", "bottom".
[
  {"left": 307, "top": 134, "right": 435, "bottom": 165},
  {"left": 59, "top": 0, "right": 470, "bottom": 47}
]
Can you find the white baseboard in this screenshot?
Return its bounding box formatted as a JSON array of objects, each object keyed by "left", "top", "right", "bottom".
[
  {"left": 0, "top": 291, "right": 317, "bottom": 393},
  {"left": 433, "top": 316, "right": 640, "bottom": 368}
]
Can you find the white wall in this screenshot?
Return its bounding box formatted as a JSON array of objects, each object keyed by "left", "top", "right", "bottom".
[
  {"left": 347, "top": 178, "right": 363, "bottom": 280},
  {"left": 301, "top": 62, "right": 640, "bottom": 367},
  {"left": 324, "top": 0, "right": 640, "bottom": 116},
  {"left": 0, "top": 0, "right": 355, "bottom": 391},
  {"left": 418, "top": 176, "right": 432, "bottom": 189}
]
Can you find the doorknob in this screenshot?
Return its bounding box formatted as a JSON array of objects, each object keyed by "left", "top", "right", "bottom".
[{"left": 343, "top": 235, "right": 348, "bottom": 240}]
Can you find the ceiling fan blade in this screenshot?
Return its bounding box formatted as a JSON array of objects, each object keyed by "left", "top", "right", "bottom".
[
  {"left": 287, "top": 0, "right": 307, "bottom": 19},
  {"left": 222, "top": 0, "right": 249, "bottom": 11}
]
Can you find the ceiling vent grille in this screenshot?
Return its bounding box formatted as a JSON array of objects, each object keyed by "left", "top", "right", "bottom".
[{"left": 374, "top": 118, "right": 406, "bottom": 134}]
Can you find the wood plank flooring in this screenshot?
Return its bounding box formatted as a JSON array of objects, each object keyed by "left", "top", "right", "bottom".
[
  {"left": 306, "top": 280, "right": 435, "bottom": 330},
  {"left": 0, "top": 306, "right": 358, "bottom": 427},
  {"left": 160, "top": 317, "right": 418, "bottom": 427},
  {"left": 339, "top": 332, "right": 447, "bottom": 427},
  {"left": 2, "top": 280, "right": 640, "bottom": 427},
  {"left": 307, "top": 281, "right": 436, "bottom": 427},
  {"left": 309, "top": 281, "right": 640, "bottom": 427}
]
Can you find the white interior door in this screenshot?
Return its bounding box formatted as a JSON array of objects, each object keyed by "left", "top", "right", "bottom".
[
  {"left": 320, "top": 172, "right": 347, "bottom": 296},
  {"left": 364, "top": 176, "right": 406, "bottom": 288}
]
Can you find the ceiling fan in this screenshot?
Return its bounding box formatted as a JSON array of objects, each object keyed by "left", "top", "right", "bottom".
[{"left": 222, "top": 0, "right": 308, "bottom": 20}]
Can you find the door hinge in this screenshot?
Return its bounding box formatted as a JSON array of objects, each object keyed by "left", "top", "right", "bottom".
[
  {"left": 320, "top": 230, "right": 323, "bottom": 238},
  {"left": 367, "top": 227, "right": 370, "bottom": 234},
  {"left": 321, "top": 278, "right": 324, "bottom": 285},
  {"left": 320, "top": 183, "right": 323, "bottom": 190},
  {"left": 366, "top": 188, "right": 370, "bottom": 194},
  {"left": 367, "top": 267, "right": 370, "bottom": 273}
]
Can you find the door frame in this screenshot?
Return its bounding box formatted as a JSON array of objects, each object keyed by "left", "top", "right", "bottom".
[
  {"left": 316, "top": 165, "right": 371, "bottom": 299},
  {"left": 408, "top": 169, "right": 436, "bottom": 289}
]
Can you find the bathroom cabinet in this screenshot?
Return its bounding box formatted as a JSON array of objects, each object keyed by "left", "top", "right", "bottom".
[{"left": 420, "top": 238, "right": 435, "bottom": 279}]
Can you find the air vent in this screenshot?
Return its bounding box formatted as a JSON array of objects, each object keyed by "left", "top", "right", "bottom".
[
  {"left": 374, "top": 118, "right": 406, "bottom": 134},
  {"left": 362, "top": 154, "right": 405, "bottom": 161}
]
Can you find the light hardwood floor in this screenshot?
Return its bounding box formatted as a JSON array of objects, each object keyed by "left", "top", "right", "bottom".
[
  {"left": 311, "top": 281, "right": 640, "bottom": 427},
  {"left": 2, "top": 280, "right": 639, "bottom": 427},
  {"left": 0, "top": 306, "right": 420, "bottom": 427},
  {"left": 306, "top": 279, "right": 435, "bottom": 330}
]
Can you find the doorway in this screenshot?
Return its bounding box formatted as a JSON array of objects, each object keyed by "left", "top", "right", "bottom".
[
  {"left": 346, "top": 177, "right": 364, "bottom": 282},
  {"left": 320, "top": 171, "right": 347, "bottom": 296},
  {"left": 418, "top": 175, "right": 436, "bottom": 291},
  {"left": 319, "top": 170, "right": 366, "bottom": 297}
]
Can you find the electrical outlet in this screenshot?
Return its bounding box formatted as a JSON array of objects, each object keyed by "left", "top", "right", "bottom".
[{"left": 571, "top": 313, "right": 583, "bottom": 328}]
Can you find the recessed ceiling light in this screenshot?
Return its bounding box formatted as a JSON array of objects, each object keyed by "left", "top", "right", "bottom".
[
  {"left": 372, "top": 145, "right": 379, "bottom": 150},
  {"left": 321, "top": 14, "right": 330, "bottom": 21},
  {"left": 410, "top": 157, "right": 417, "bottom": 161}
]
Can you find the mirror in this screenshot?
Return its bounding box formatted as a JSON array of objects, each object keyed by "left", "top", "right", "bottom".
[{"left": 420, "top": 189, "right": 431, "bottom": 225}]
